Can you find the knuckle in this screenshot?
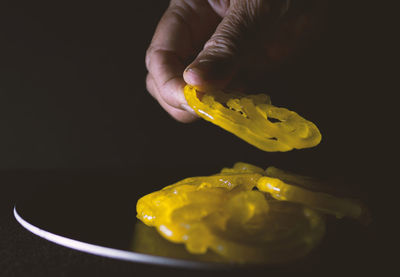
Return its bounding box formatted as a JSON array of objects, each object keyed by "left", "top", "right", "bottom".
[
  {"left": 232, "top": 0, "right": 285, "bottom": 20},
  {"left": 165, "top": 2, "right": 200, "bottom": 29},
  {"left": 236, "top": 0, "right": 264, "bottom": 16},
  {"left": 145, "top": 47, "right": 170, "bottom": 72},
  {"left": 207, "top": 0, "right": 230, "bottom": 16},
  {"left": 204, "top": 34, "right": 238, "bottom": 58},
  {"left": 145, "top": 46, "right": 158, "bottom": 71},
  {"left": 145, "top": 74, "right": 152, "bottom": 92},
  {"left": 145, "top": 75, "right": 157, "bottom": 99},
  {"left": 167, "top": 5, "right": 189, "bottom": 25}
]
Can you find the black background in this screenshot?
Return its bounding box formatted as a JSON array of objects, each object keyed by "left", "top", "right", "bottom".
[{"left": 0, "top": 0, "right": 391, "bottom": 276}]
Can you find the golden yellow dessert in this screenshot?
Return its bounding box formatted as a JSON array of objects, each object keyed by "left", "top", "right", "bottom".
[
  {"left": 257, "top": 177, "right": 362, "bottom": 220},
  {"left": 183, "top": 85, "right": 322, "bottom": 152},
  {"left": 136, "top": 162, "right": 366, "bottom": 264}
]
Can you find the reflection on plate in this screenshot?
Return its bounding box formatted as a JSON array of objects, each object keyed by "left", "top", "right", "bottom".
[
  {"left": 12, "top": 173, "right": 372, "bottom": 273},
  {"left": 131, "top": 221, "right": 227, "bottom": 264},
  {"left": 14, "top": 206, "right": 231, "bottom": 269}
]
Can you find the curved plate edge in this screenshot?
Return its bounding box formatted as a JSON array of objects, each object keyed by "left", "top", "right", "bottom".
[{"left": 13, "top": 205, "right": 230, "bottom": 270}]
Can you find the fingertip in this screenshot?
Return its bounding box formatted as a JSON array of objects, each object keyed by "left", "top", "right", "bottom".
[
  {"left": 157, "top": 75, "right": 188, "bottom": 110},
  {"left": 183, "top": 59, "right": 235, "bottom": 90},
  {"left": 183, "top": 66, "right": 205, "bottom": 87},
  {"left": 184, "top": 59, "right": 218, "bottom": 85}
]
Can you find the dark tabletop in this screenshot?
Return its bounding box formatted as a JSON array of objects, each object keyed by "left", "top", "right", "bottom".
[
  {"left": 0, "top": 169, "right": 385, "bottom": 277},
  {"left": 0, "top": 1, "right": 390, "bottom": 276}
]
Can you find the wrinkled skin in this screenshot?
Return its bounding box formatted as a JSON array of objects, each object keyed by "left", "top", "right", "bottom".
[{"left": 145, "top": 0, "right": 326, "bottom": 122}]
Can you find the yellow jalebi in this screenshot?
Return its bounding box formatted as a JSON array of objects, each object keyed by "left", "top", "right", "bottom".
[
  {"left": 136, "top": 162, "right": 369, "bottom": 264},
  {"left": 184, "top": 85, "right": 322, "bottom": 152}
]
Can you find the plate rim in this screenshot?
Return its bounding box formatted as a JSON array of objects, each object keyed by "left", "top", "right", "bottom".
[{"left": 13, "top": 205, "right": 233, "bottom": 270}]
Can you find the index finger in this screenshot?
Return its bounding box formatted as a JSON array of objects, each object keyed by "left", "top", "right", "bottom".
[{"left": 145, "top": 0, "right": 221, "bottom": 109}]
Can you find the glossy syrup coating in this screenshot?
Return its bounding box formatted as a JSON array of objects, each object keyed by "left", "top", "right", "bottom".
[
  {"left": 136, "top": 163, "right": 368, "bottom": 263},
  {"left": 136, "top": 173, "right": 262, "bottom": 244},
  {"left": 136, "top": 163, "right": 330, "bottom": 264},
  {"left": 183, "top": 85, "right": 322, "bottom": 152},
  {"left": 257, "top": 176, "right": 362, "bottom": 220}
]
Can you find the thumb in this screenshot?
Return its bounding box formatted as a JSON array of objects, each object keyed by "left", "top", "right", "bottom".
[{"left": 183, "top": 0, "right": 287, "bottom": 90}]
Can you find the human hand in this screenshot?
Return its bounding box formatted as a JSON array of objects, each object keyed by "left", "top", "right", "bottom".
[{"left": 145, "top": 0, "right": 322, "bottom": 122}]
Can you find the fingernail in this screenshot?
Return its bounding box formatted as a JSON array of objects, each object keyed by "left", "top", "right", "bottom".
[
  {"left": 180, "top": 103, "right": 198, "bottom": 116},
  {"left": 186, "top": 59, "right": 232, "bottom": 81}
]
